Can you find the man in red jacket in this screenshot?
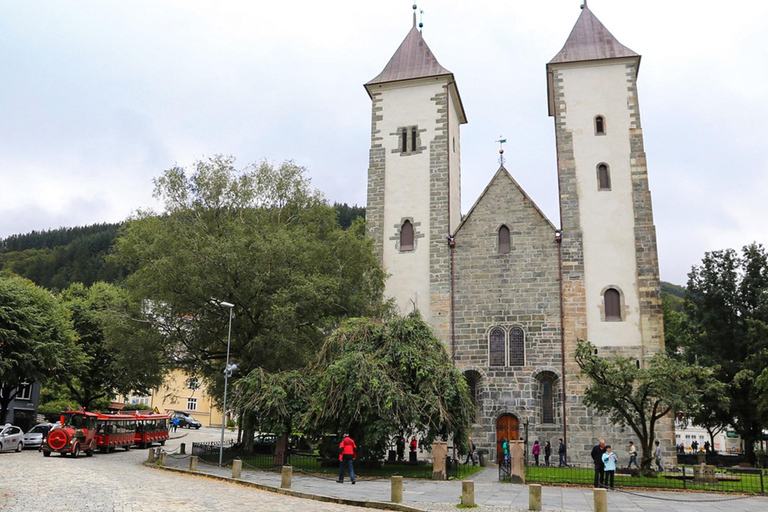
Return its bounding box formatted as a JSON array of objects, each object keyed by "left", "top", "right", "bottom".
[{"left": 337, "top": 433, "right": 357, "bottom": 484}]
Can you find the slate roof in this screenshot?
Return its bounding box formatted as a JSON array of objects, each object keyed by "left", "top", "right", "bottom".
[{"left": 549, "top": 3, "right": 638, "bottom": 65}]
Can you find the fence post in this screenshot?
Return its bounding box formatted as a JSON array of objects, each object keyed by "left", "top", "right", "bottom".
[
  {"left": 760, "top": 469, "right": 764, "bottom": 494},
  {"left": 180, "top": 442, "right": 186, "bottom": 455},
  {"left": 391, "top": 476, "right": 403, "bottom": 503},
  {"left": 147, "top": 448, "right": 155, "bottom": 463},
  {"left": 529, "top": 484, "right": 542, "bottom": 511},
  {"left": 232, "top": 459, "right": 242, "bottom": 479},
  {"left": 461, "top": 481, "right": 475, "bottom": 507},
  {"left": 190, "top": 455, "right": 198, "bottom": 472},
  {"left": 281, "top": 466, "right": 293, "bottom": 489},
  {"left": 682, "top": 465, "right": 686, "bottom": 490},
  {"left": 158, "top": 452, "right": 167, "bottom": 466},
  {"left": 593, "top": 488, "right": 607, "bottom": 512}
]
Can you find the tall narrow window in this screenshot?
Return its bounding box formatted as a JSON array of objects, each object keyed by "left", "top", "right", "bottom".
[
  {"left": 401, "top": 129, "right": 408, "bottom": 153},
  {"left": 604, "top": 288, "right": 621, "bottom": 320},
  {"left": 489, "top": 327, "right": 505, "bottom": 367},
  {"left": 509, "top": 327, "right": 525, "bottom": 366},
  {"left": 400, "top": 220, "right": 414, "bottom": 251},
  {"left": 598, "top": 163, "right": 611, "bottom": 190},
  {"left": 187, "top": 397, "right": 197, "bottom": 410},
  {"left": 411, "top": 127, "right": 417, "bottom": 152},
  {"left": 464, "top": 370, "right": 481, "bottom": 423},
  {"left": 541, "top": 376, "right": 555, "bottom": 423},
  {"left": 595, "top": 115, "right": 606, "bottom": 135},
  {"left": 498, "top": 225, "right": 510, "bottom": 254}
]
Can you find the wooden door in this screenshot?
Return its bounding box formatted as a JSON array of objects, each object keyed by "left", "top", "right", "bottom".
[{"left": 496, "top": 414, "right": 519, "bottom": 461}]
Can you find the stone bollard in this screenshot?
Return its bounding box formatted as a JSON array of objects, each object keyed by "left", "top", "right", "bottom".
[
  {"left": 594, "top": 488, "right": 607, "bottom": 512},
  {"left": 180, "top": 442, "right": 186, "bottom": 455},
  {"left": 147, "top": 448, "right": 155, "bottom": 463},
  {"left": 391, "top": 476, "right": 403, "bottom": 503},
  {"left": 281, "top": 466, "right": 293, "bottom": 489},
  {"left": 461, "top": 481, "right": 475, "bottom": 507},
  {"left": 158, "top": 452, "right": 167, "bottom": 466},
  {"left": 529, "top": 484, "right": 542, "bottom": 511},
  {"left": 190, "top": 455, "right": 198, "bottom": 472},
  {"left": 232, "top": 459, "right": 242, "bottom": 479}
]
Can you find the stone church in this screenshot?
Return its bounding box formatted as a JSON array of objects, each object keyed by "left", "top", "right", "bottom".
[{"left": 364, "top": 3, "right": 674, "bottom": 463}]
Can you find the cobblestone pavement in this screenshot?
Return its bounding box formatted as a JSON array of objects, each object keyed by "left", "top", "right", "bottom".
[{"left": 0, "top": 428, "right": 366, "bottom": 512}]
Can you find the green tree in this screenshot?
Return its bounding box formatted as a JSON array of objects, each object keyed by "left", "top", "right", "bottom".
[
  {"left": 684, "top": 243, "right": 768, "bottom": 463},
  {"left": 575, "top": 340, "right": 724, "bottom": 474},
  {"left": 112, "top": 156, "right": 385, "bottom": 449},
  {"left": 0, "top": 273, "right": 80, "bottom": 422},
  {"left": 58, "top": 282, "right": 166, "bottom": 410},
  {"left": 302, "top": 313, "right": 474, "bottom": 460}
]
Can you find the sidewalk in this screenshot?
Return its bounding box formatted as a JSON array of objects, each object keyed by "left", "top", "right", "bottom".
[{"left": 159, "top": 456, "right": 768, "bottom": 512}]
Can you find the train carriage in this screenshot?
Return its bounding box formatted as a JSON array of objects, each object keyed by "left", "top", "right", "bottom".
[{"left": 133, "top": 414, "right": 169, "bottom": 448}]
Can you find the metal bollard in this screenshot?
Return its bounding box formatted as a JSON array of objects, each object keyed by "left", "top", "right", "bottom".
[
  {"left": 461, "top": 481, "right": 475, "bottom": 507},
  {"left": 158, "top": 452, "right": 167, "bottom": 466},
  {"left": 180, "top": 442, "right": 186, "bottom": 455},
  {"left": 391, "top": 475, "right": 403, "bottom": 503},
  {"left": 281, "top": 466, "right": 293, "bottom": 489},
  {"left": 529, "top": 484, "right": 542, "bottom": 511},
  {"left": 147, "top": 448, "right": 155, "bottom": 463},
  {"left": 232, "top": 459, "right": 242, "bottom": 479},
  {"left": 594, "top": 488, "right": 607, "bottom": 512},
  {"left": 190, "top": 455, "right": 198, "bottom": 472}
]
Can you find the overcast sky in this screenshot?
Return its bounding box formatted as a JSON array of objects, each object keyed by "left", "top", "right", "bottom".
[{"left": 1, "top": 0, "right": 766, "bottom": 285}]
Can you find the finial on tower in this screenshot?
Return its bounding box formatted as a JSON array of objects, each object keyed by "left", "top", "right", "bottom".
[
  {"left": 413, "top": 4, "right": 417, "bottom": 27},
  {"left": 495, "top": 137, "right": 507, "bottom": 167},
  {"left": 581, "top": 0, "right": 587, "bottom": 9}
]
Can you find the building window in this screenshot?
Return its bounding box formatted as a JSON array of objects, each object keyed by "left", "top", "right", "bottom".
[
  {"left": 464, "top": 370, "right": 481, "bottom": 423},
  {"left": 16, "top": 383, "right": 32, "bottom": 400},
  {"left": 604, "top": 288, "right": 622, "bottom": 320},
  {"left": 597, "top": 163, "right": 611, "bottom": 190},
  {"left": 541, "top": 377, "right": 555, "bottom": 423},
  {"left": 509, "top": 327, "right": 525, "bottom": 366},
  {"left": 399, "top": 220, "right": 414, "bottom": 251},
  {"left": 411, "top": 127, "right": 418, "bottom": 151},
  {"left": 595, "top": 115, "right": 606, "bottom": 135},
  {"left": 489, "top": 327, "right": 505, "bottom": 367},
  {"left": 401, "top": 128, "right": 407, "bottom": 152},
  {"left": 498, "top": 225, "right": 510, "bottom": 254},
  {"left": 188, "top": 377, "right": 200, "bottom": 390},
  {"left": 187, "top": 397, "right": 198, "bottom": 411}
]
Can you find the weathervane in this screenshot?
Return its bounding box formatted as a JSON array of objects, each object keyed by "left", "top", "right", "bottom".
[
  {"left": 413, "top": 4, "right": 423, "bottom": 31},
  {"left": 496, "top": 137, "right": 507, "bottom": 167}
]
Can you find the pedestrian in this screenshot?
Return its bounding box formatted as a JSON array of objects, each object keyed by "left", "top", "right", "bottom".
[
  {"left": 532, "top": 440, "right": 540, "bottom": 466},
  {"left": 654, "top": 440, "right": 663, "bottom": 472},
  {"left": 502, "top": 437, "right": 510, "bottom": 465},
  {"left": 337, "top": 433, "right": 357, "bottom": 484},
  {"left": 703, "top": 440, "right": 710, "bottom": 454},
  {"left": 464, "top": 436, "right": 476, "bottom": 465},
  {"left": 627, "top": 441, "right": 639, "bottom": 469},
  {"left": 396, "top": 435, "right": 405, "bottom": 461},
  {"left": 173, "top": 416, "right": 179, "bottom": 432},
  {"left": 602, "top": 445, "right": 618, "bottom": 489},
  {"left": 544, "top": 441, "right": 552, "bottom": 467},
  {"left": 558, "top": 438, "right": 568, "bottom": 467},
  {"left": 691, "top": 439, "right": 698, "bottom": 452},
  {"left": 38, "top": 423, "right": 51, "bottom": 452},
  {"left": 591, "top": 439, "right": 606, "bottom": 488},
  {"left": 409, "top": 437, "right": 418, "bottom": 463}
]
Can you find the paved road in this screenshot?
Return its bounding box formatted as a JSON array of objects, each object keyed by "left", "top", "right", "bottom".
[{"left": 0, "top": 427, "right": 364, "bottom": 512}]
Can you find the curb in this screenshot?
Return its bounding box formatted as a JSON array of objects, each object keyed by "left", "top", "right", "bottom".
[{"left": 142, "top": 462, "right": 426, "bottom": 512}]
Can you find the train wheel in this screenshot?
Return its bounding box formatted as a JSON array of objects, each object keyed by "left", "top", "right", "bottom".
[
  {"left": 100, "top": 446, "right": 108, "bottom": 454},
  {"left": 43, "top": 451, "right": 51, "bottom": 457},
  {"left": 72, "top": 444, "right": 80, "bottom": 458}
]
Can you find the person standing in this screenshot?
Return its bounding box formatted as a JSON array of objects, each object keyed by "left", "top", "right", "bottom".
[
  {"left": 627, "top": 441, "right": 639, "bottom": 469},
  {"left": 396, "top": 435, "right": 405, "bottom": 462},
  {"left": 654, "top": 440, "right": 663, "bottom": 472},
  {"left": 532, "top": 440, "right": 540, "bottom": 466},
  {"left": 464, "top": 436, "right": 476, "bottom": 465},
  {"left": 544, "top": 441, "right": 552, "bottom": 467},
  {"left": 703, "top": 440, "right": 711, "bottom": 454},
  {"left": 591, "top": 439, "right": 606, "bottom": 487},
  {"left": 502, "top": 437, "right": 510, "bottom": 465},
  {"left": 337, "top": 433, "right": 357, "bottom": 484},
  {"left": 558, "top": 438, "right": 568, "bottom": 467},
  {"left": 409, "top": 437, "right": 418, "bottom": 463},
  {"left": 601, "top": 445, "right": 618, "bottom": 490}
]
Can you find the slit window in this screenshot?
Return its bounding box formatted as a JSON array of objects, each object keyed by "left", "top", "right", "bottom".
[
  {"left": 595, "top": 115, "right": 606, "bottom": 135},
  {"left": 604, "top": 288, "right": 621, "bottom": 320},
  {"left": 411, "top": 127, "right": 417, "bottom": 151},
  {"left": 498, "top": 225, "right": 510, "bottom": 254},
  {"left": 598, "top": 163, "right": 611, "bottom": 190},
  {"left": 401, "top": 129, "right": 408, "bottom": 153},
  {"left": 489, "top": 327, "right": 505, "bottom": 367},
  {"left": 400, "top": 220, "right": 414, "bottom": 251}
]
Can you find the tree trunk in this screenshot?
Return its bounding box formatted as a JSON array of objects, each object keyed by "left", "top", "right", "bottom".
[{"left": 241, "top": 411, "right": 255, "bottom": 453}]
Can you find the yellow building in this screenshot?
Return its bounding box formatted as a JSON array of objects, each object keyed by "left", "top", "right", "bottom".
[{"left": 122, "top": 370, "right": 223, "bottom": 428}]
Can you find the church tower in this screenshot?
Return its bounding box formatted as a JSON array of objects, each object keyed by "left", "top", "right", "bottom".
[
  {"left": 547, "top": 2, "right": 672, "bottom": 454},
  {"left": 365, "top": 9, "right": 466, "bottom": 340}
]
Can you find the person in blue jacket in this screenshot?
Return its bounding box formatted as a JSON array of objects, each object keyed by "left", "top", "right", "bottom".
[{"left": 602, "top": 445, "right": 618, "bottom": 490}]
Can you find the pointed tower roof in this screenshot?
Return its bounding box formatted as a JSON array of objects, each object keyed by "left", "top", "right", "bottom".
[{"left": 548, "top": 3, "right": 639, "bottom": 65}]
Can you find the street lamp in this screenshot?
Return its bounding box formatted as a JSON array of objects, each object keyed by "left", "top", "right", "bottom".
[{"left": 218, "top": 300, "right": 235, "bottom": 467}]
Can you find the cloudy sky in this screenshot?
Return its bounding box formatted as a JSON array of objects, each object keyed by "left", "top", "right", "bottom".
[{"left": 1, "top": 0, "right": 766, "bottom": 285}]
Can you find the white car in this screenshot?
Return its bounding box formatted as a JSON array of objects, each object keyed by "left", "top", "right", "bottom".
[
  {"left": 23, "top": 423, "right": 52, "bottom": 449},
  {"left": 0, "top": 424, "right": 24, "bottom": 452}
]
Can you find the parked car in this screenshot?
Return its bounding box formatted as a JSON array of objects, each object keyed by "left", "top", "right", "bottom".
[
  {"left": 252, "top": 433, "right": 277, "bottom": 454},
  {"left": 0, "top": 424, "right": 24, "bottom": 452},
  {"left": 23, "top": 423, "right": 52, "bottom": 449},
  {"left": 169, "top": 411, "right": 202, "bottom": 429}
]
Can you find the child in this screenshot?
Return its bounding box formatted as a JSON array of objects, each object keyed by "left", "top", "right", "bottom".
[{"left": 602, "top": 445, "right": 618, "bottom": 489}]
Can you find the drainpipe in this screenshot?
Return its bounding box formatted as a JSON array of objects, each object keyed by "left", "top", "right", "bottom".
[
  {"left": 556, "top": 229, "right": 567, "bottom": 459},
  {"left": 444, "top": 81, "right": 456, "bottom": 364}
]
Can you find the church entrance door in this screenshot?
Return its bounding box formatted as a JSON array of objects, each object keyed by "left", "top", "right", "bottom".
[{"left": 496, "top": 414, "right": 519, "bottom": 461}]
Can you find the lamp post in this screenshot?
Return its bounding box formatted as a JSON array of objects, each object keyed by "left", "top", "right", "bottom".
[{"left": 218, "top": 301, "right": 235, "bottom": 467}]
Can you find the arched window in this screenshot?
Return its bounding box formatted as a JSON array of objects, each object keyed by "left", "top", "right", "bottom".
[
  {"left": 401, "top": 128, "right": 408, "bottom": 153},
  {"left": 498, "top": 225, "right": 510, "bottom": 254},
  {"left": 597, "top": 163, "right": 611, "bottom": 191},
  {"left": 411, "top": 127, "right": 418, "bottom": 152},
  {"left": 540, "top": 375, "right": 555, "bottom": 423},
  {"left": 399, "top": 220, "right": 414, "bottom": 251},
  {"left": 489, "top": 327, "right": 505, "bottom": 367},
  {"left": 604, "top": 288, "right": 621, "bottom": 320},
  {"left": 595, "top": 115, "right": 606, "bottom": 135},
  {"left": 509, "top": 327, "right": 525, "bottom": 366}
]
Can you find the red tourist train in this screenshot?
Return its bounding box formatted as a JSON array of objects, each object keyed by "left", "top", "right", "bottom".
[{"left": 42, "top": 409, "right": 169, "bottom": 457}]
